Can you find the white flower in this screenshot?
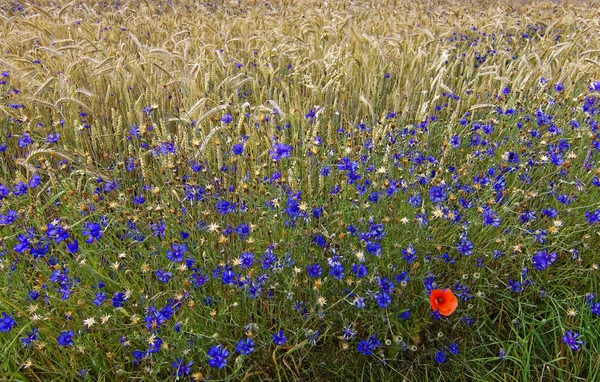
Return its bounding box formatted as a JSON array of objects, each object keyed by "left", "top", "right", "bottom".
[{"left": 83, "top": 317, "right": 96, "bottom": 328}]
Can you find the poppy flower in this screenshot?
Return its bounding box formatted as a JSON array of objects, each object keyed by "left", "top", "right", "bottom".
[{"left": 430, "top": 288, "right": 458, "bottom": 316}]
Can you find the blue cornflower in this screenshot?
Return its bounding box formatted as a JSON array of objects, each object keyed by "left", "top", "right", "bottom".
[
  {"left": 402, "top": 243, "right": 418, "bottom": 264},
  {"left": 270, "top": 143, "right": 293, "bottom": 161},
  {"left": 408, "top": 193, "right": 422, "bottom": 207},
  {"left": 261, "top": 251, "right": 277, "bottom": 269},
  {"left": 103, "top": 179, "right": 120, "bottom": 193},
  {"left": 366, "top": 241, "right": 382, "bottom": 256},
  {"left": 456, "top": 238, "right": 474, "bottom": 256},
  {"left": 19, "top": 133, "right": 33, "bottom": 148},
  {"left": 46, "top": 132, "right": 60, "bottom": 143},
  {"left": 232, "top": 143, "right": 244, "bottom": 155},
  {"left": 0, "top": 210, "right": 18, "bottom": 225},
  {"left": 236, "top": 223, "right": 252, "bottom": 239},
  {"left": 342, "top": 326, "right": 357, "bottom": 340},
  {"left": 532, "top": 249, "right": 558, "bottom": 271},
  {"left": 450, "top": 134, "right": 462, "bottom": 148},
  {"left": 305, "top": 108, "right": 318, "bottom": 122},
  {"left": 273, "top": 330, "right": 287, "bottom": 346},
  {"left": 29, "top": 174, "right": 42, "bottom": 189},
  {"left": 132, "top": 350, "right": 146, "bottom": 364},
  {"left": 352, "top": 263, "right": 368, "bottom": 278},
  {"left": 448, "top": 342, "right": 460, "bottom": 355},
  {"left": 112, "top": 292, "right": 127, "bottom": 308},
  {"left": 156, "top": 270, "right": 173, "bottom": 283},
  {"left": 172, "top": 358, "right": 193, "bottom": 377},
  {"left": 21, "top": 328, "right": 39, "bottom": 347},
  {"left": 435, "top": 350, "right": 447, "bottom": 363},
  {"left": 216, "top": 199, "right": 236, "bottom": 215},
  {"left": 398, "top": 310, "right": 411, "bottom": 320},
  {"left": 240, "top": 252, "right": 255, "bottom": 269},
  {"left": 375, "top": 291, "right": 392, "bottom": 308},
  {"left": 167, "top": 243, "right": 188, "bottom": 262},
  {"left": 502, "top": 86, "right": 511, "bottom": 95},
  {"left": 208, "top": 345, "right": 230, "bottom": 368},
  {"left": 429, "top": 185, "right": 448, "bottom": 203},
  {"left": 0, "top": 184, "right": 9, "bottom": 200},
  {"left": 496, "top": 349, "right": 505, "bottom": 360},
  {"left": 482, "top": 206, "right": 501, "bottom": 226},
  {"left": 508, "top": 279, "right": 523, "bottom": 293},
  {"left": 14, "top": 182, "right": 28, "bottom": 196},
  {"left": 357, "top": 334, "right": 381, "bottom": 355},
  {"left": 0, "top": 312, "right": 17, "bottom": 332},
  {"left": 329, "top": 264, "right": 345, "bottom": 280},
  {"left": 143, "top": 106, "right": 153, "bottom": 116},
  {"left": 378, "top": 277, "right": 395, "bottom": 293},
  {"left": 151, "top": 220, "right": 166, "bottom": 238},
  {"left": 563, "top": 331, "right": 583, "bottom": 351},
  {"left": 82, "top": 222, "right": 103, "bottom": 244},
  {"left": 221, "top": 114, "right": 233, "bottom": 124},
  {"left": 236, "top": 337, "right": 255, "bottom": 355},
  {"left": 93, "top": 291, "right": 107, "bottom": 306},
  {"left": 586, "top": 210, "right": 600, "bottom": 225},
  {"left": 57, "top": 330, "right": 75, "bottom": 346},
  {"left": 67, "top": 240, "right": 79, "bottom": 254},
  {"left": 307, "top": 263, "right": 322, "bottom": 278}
]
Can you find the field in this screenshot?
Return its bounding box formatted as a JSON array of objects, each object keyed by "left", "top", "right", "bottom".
[{"left": 1, "top": 0, "right": 600, "bottom": 380}]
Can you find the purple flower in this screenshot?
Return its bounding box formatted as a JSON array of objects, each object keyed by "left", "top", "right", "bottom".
[
  {"left": 232, "top": 143, "right": 244, "bottom": 155},
  {"left": 82, "top": 222, "right": 102, "bottom": 243},
  {"left": 221, "top": 114, "right": 233, "bottom": 124},
  {"left": 19, "top": 133, "right": 33, "bottom": 148},
  {"left": 307, "top": 263, "right": 322, "bottom": 278},
  {"left": 448, "top": 342, "right": 460, "bottom": 355},
  {"left": 236, "top": 337, "right": 255, "bottom": 355},
  {"left": 0, "top": 312, "right": 17, "bottom": 333},
  {"left": 357, "top": 334, "right": 381, "bottom": 355},
  {"left": 112, "top": 292, "right": 127, "bottom": 308},
  {"left": 563, "top": 331, "right": 583, "bottom": 350},
  {"left": 270, "top": 143, "right": 293, "bottom": 161},
  {"left": 172, "top": 358, "right": 193, "bottom": 377},
  {"left": 429, "top": 185, "right": 448, "bottom": 204},
  {"left": 208, "top": 345, "right": 230, "bottom": 368},
  {"left": 46, "top": 132, "right": 60, "bottom": 143},
  {"left": 21, "top": 328, "right": 39, "bottom": 347},
  {"left": 57, "top": 330, "right": 75, "bottom": 346},
  {"left": 305, "top": 108, "right": 318, "bottom": 122},
  {"left": 435, "top": 350, "right": 447, "bottom": 363},
  {"left": 375, "top": 291, "right": 392, "bottom": 308},
  {"left": 240, "top": 252, "right": 254, "bottom": 269},
  {"left": 0, "top": 210, "right": 18, "bottom": 225},
  {"left": 456, "top": 238, "right": 474, "bottom": 256},
  {"left": 532, "top": 249, "right": 558, "bottom": 271},
  {"left": 156, "top": 270, "right": 173, "bottom": 283},
  {"left": 482, "top": 207, "right": 501, "bottom": 226},
  {"left": 273, "top": 330, "right": 287, "bottom": 346},
  {"left": 167, "top": 243, "right": 187, "bottom": 262}
]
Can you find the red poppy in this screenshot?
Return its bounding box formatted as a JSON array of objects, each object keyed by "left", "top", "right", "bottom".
[{"left": 430, "top": 288, "right": 458, "bottom": 316}]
